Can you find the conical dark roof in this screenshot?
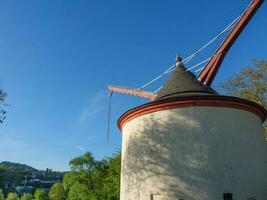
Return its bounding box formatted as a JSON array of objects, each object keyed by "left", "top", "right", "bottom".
[{"left": 155, "top": 64, "right": 217, "bottom": 100}]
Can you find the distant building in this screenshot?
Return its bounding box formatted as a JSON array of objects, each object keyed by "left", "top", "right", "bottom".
[{"left": 15, "top": 186, "right": 33, "bottom": 194}]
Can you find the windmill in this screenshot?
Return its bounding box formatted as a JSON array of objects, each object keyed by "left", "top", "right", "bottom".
[
  {"left": 108, "top": 1, "right": 267, "bottom": 200},
  {"left": 108, "top": 0, "right": 264, "bottom": 99},
  {"left": 106, "top": 0, "right": 265, "bottom": 141}
]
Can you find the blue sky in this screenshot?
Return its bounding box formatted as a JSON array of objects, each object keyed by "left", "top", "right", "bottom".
[{"left": 0, "top": 0, "right": 266, "bottom": 171}]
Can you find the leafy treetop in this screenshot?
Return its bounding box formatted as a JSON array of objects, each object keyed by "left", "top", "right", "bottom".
[
  {"left": 220, "top": 60, "right": 267, "bottom": 109},
  {"left": 0, "top": 88, "right": 6, "bottom": 124}
]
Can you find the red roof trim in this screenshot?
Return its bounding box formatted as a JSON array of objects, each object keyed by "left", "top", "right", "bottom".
[{"left": 118, "top": 96, "right": 267, "bottom": 130}]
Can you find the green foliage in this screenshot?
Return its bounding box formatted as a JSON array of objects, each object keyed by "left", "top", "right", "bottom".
[
  {"left": 21, "top": 193, "right": 33, "bottom": 200},
  {"left": 63, "top": 152, "right": 97, "bottom": 199},
  {"left": 6, "top": 192, "right": 19, "bottom": 200},
  {"left": 0, "top": 189, "right": 5, "bottom": 200},
  {"left": 0, "top": 88, "right": 6, "bottom": 123},
  {"left": 49, "top": 183, "right": 66, "bottom": 200},
  {"left": 62, "top": 172, "right": 80, "bottom": 193},
  {"left": 220, "top": 60, "right": 267, "bottom": 108},
  {"left": 0, "top": 174, "right": 3, "bottom": 189},
  {"left": 34, "top": 189, "right": 48, "bottom": 200},
  {"left": 102, "top": 153, "right": 121, "bottom": 200},
  {"left": 63, "top": 151, "right": 121, "bottom": 200},
  {"left": 67, "top": 183, "right": 95, "bottom": 200},
  {"left": 69, "top": 152, "right": 96, "bottom": 172}
]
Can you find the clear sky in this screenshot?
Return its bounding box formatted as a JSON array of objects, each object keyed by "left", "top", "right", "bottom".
[{"left": 0, "top": 0, "right": 266, "bottom": 171}]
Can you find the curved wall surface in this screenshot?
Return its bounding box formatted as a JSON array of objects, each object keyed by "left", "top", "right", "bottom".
[{"left": 120, "top": 106, "right": 267, "bottom": 200}]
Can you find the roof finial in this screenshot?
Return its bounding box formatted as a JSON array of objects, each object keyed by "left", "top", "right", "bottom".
[{"left": 175, "top": 54, "right": 182, "bottom": 67}]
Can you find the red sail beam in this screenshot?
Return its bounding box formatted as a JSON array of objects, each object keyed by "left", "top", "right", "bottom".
[{"left": 197, "top": 0, "right": 264, "bottom": 86}]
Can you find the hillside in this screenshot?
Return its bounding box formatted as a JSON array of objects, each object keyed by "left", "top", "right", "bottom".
[
  {"left": 0, "top": 162, "right": 38, "bottom": 173},
  {"left": 0, "top": 161, "right": 64, "bottom": 194}
]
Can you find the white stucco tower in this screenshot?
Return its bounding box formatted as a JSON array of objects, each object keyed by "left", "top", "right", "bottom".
[{"left": 118, "top": 64, "right": 267, "bottom": 200}]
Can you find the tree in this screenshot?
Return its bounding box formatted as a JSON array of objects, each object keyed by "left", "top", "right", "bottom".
[
  {"left": 102, "top": 153, "right": 121, "bottom": 200},
  {"left": 67, "top": 183, "right": 95, "bottom": 200},
  {"left": 63, "top": 152, "right": 97, "bottom": 200},
  {"left": 92, "top": 152, "right": 121, "bottom": 200},
  {"left": 49, "top": 183, "right": 66, "bottom": 200},
  {"left": 6, "top": 192, "right": 19, "bottom": 200},
  {"left": 63, "top": 151, "right": 121, "bottom": 200},
  {"left": 21, "top": 193, "right": 33, "bottom": 200},
  {"left": 63, "top": 152, "right": 97, "bottom": 190},
  {"left": 220, "top": 60, "right": 267, "bottom": 107},
  {"left": 69, "top": 152, "right": 96, "bottom": 171},
  {"left": 0, "top": 88, "right": 6, "bottom": 123},
  {"left": 220, "top": 59, "right": 267, "bottom": 139},
  {"left": 0, "top": 189, "right": 4, "bottom": 200},
  {"left": 34, "top": 189, "right": 48, "bottom": 200}
]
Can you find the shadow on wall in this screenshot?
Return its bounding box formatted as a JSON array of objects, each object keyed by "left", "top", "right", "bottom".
[{"left": 121, "top": 109, "right": 223, "bottom": 200}]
